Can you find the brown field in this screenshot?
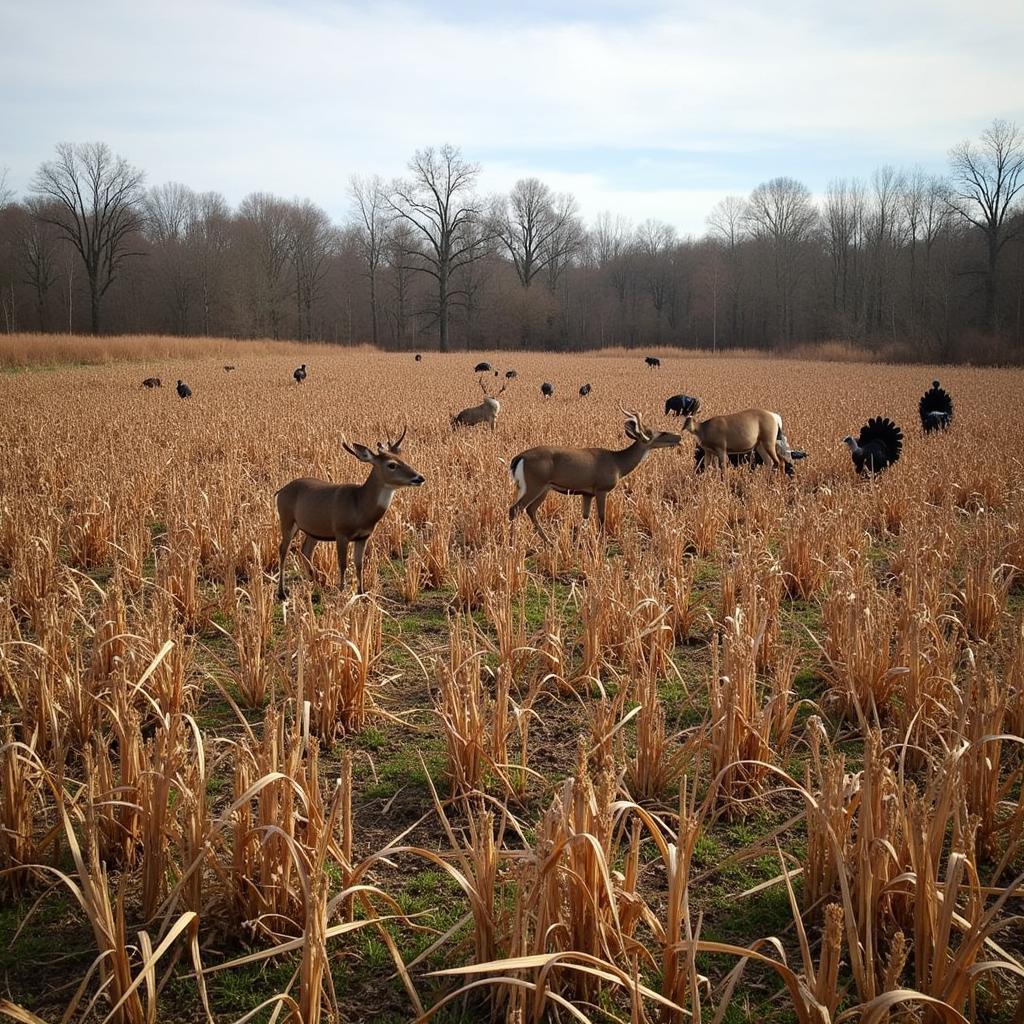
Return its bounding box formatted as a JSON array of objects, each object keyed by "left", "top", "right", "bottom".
[{"left": 1, "top": 339, "right": 1023, "bottom": 1024}]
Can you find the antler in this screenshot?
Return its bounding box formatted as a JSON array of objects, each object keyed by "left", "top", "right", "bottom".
[
  {"left": 618, "top": 402, "right": 651, "bottom": 440},
  {"left": 478, "top": 376, "right": 491, "bottom": 397}
]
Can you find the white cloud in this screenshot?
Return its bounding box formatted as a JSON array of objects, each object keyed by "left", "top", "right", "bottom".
[{"left": 2, "top": 0, "right": 1022, "bottom": 234}]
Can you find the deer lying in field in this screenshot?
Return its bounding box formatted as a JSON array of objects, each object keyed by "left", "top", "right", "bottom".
[
  {"left": 509, "top": 405, "right": 681, "bottom": 542},
  {"left": 452, "top": 377, "right": 508, "bottom": 430},
  {"left": 682, "top": 409, "right": 793, "bottom": 472},
  {"left": 275, "top": 426, "right": 424, "bottom": 598}
]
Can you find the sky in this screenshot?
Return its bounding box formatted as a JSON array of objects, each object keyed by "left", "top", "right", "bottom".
[{"left": 2, "top": 0, "right": 1022, "bottom": 236}]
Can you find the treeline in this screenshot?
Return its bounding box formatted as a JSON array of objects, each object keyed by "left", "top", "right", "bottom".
[{"left": 0, "top": 120, "right": 1021, "bottom": 360}]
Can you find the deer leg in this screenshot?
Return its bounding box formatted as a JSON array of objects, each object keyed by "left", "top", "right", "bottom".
[
  {"left": 298, "top": 534, "right": 320, "bottom": 583},
  {"left": 580, "top": 494, "right": 593, "bottom": 521},
  {"left": 336, "top": 539, "right": 349, "bottom": 590},
  {"left": 277, "top": 521, "right": 299, "bottom": 600},
  {"left": 524, "top": 488, "right": 552, "bottom": 544},
  {"left": 353, "top": 539, "right": 368, "bottom": 594},
  {"left": 755, "top": 440, "right": 780, "bottom": 471},
  {"left": 595, "top": 492, "right": 609, "bottom": 531}
]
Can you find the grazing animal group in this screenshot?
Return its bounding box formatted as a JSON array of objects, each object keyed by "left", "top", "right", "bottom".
[{"left": 269, "top": 360, "right": 956, "bottom": 599}]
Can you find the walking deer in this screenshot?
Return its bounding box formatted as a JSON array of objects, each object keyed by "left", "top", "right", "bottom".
[
  {"left": 275, "top": 426, "right": 423, "bottom": 598},
  {"left": 509, "top": 405, "right": 681, "bottom": 542}
]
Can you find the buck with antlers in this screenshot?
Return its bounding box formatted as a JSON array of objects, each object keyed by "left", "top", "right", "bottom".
[
  {"left": 509, "top": 405, "right": 681, "bottom": 542},
  {"left": 275, "top": 426, "right": 424, "bottom": 598},
  {"left": 452, "top": 376, "right": 509, "bottom": 430}
]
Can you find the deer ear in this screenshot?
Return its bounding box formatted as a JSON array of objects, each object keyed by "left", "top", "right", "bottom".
[{"left": 344, "top": 442, "right": 376, "bottom": 463}]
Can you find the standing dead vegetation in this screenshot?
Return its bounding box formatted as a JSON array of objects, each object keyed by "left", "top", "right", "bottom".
[{"left": 0, "top": 344, "right": 1022, "bottom": 1023}]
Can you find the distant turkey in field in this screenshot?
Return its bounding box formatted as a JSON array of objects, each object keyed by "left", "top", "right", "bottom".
[
  {"left": 919, "top": 379, "right": 954, "bottom": 432},
  {"left": 843, "top": 417, "right": 903, "bottom": 474}
]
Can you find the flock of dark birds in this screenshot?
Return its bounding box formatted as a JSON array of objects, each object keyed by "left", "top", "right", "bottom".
[{"left": 140, "top": 356, "right": 955, "bottom": 476}]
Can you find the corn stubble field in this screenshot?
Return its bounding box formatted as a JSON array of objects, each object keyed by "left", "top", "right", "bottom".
[{"left": 1, "top": 336, "right": 1023, "bottom": 1024}]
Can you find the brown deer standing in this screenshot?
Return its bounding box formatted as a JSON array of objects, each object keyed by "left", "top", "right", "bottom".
[
  {"left": 508, "top": 405, "right": 681, "bottom": 543},
  {"left": 275, "top": 427, "right": 423, "bottom": 598},
  {"left": 682, "top": 409, "right": 792, "bottom": 472},
  {"left": 452, "top": 376, "right": 508, "bottom": 430}
]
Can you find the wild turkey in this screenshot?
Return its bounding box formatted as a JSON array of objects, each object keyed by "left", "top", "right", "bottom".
[
  {"left": 579, "top": 383, "right": 592, "bottom": 397},
  {"left": 664, "top": 394, "right": 700, "bottom": 417},
  {"left": 541, "top": 382, "right": 554, "bottom": 398},
  {"left": 645, "top": 356, "right": 661, "bottom": 369},
  {"left": 843, "top": 417, "right": 902, "bottom": 474},
  {"left": 505, "top": 369, "right": 517, "bottom": 380},
  {"left": 919, "top": 379, "right": 953, "bottom": 432},
  {"left": 223, "top": 365, "right": 236, "bottom": 373},
  {"left": 415, "top": 353, "right": 422, "bottom": 362},
  {"left": 474, "top": 361, "right": 492, "bottom": 373},
  {"left": 176, "top": 380, "right": 192, "bottom": 399},
  {"left": 293, "top": 364, "right": 307, "bottom": 384},
  {"left": 141, "top": 377, "right": 161, "bottom": 389}
]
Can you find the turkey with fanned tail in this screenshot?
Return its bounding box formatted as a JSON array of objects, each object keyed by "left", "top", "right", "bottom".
[
  {"left": 919, "top": 379, "right": 954, "bottom": 432},
  {"left": 842, "top": 417, "right": 903, "bottom": 474}
]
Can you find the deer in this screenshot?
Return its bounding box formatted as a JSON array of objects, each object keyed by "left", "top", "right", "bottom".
[
  {"left": 682, "top": 409, "right": 792, "bottom": 473},
  {"left": 509, "top": 405, "right": 681, "bottom": 543},
  {"left": 275, "top": 426, "right": 424, "bottom": 598},
  {"left": 452, "top": 376, "right": 508, "bottom": 430}
]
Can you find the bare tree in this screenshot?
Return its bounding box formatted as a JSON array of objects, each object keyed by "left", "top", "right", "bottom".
[
  {"left": 190, "top": 192, "right": 231, "bottom": 337},
  {"left": 823, "top": 178, "right": 865, "bottom": 325},
  {"left": 388, "top": 145, "right": 491, "bottom": 352},
  {"left": 948, "top": 118, "right": 1024, "bottom": 331},
  {"left": 385, "top": 221, "right": 416, "bottom": 344},
  {"left": 18, "top": 200, "right": 61, "bottom": 330},
  {"left": 144, "top": 182, "right": 198, "bottom": 334},
  {"left": 238, "top": 192, "right": 293, "bottom": 338},
  {"left": 350, "top": 174, "right": 391, "bottom": 347},
  {"left": 495, "top": 178, "right": 582, "bottom": 288},
  {"left": 289, "top": 199, "right": 336, "bottom": 341},
  {"left": 0, "top": 167, "right": 13, "bottom": 208},
  {"left": 635, "top": 219, "right": 677, "bottom": 322},
  {"left": 707, "top": 196, "right": 748, "bottom": 345},
  {"left": 30, "top": 142, "right": 145, "bottom": 333},
  {"left": 744, "top": 177, "right": 818, "bottom": 343}
]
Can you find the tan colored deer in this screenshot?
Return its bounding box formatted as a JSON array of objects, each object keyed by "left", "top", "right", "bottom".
[
  {"left": 509, "top": 405, "right": 681, "bottom": 542},
  {"left": 275, "top": 427, "right": 423, "bottom": 598},
  {"left": 452, "top": 376, "right": 508, "bottom": 430},
  {"left": 682, "top": 409, "right": 792, "bottom": 472}
]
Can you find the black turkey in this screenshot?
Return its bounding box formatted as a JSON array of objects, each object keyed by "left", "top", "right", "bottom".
[
  {"left": 141, "top": 377, "right": 161, "bottom": 389},
  {"left": 579, "top": 383, "right": 592, "bottom": 397},
  {"left": 541, "top": 382, "right": 554, "bottom": 398},
  {"left": 843, "top": 417, "right": 902, "bottom": 473},
  {"left": 176, "top": 380, "right": 192, "bottom": 399},
  {"left": 474, "top": 361, "right": 492, "bottom": 373},
  {"left": 664, "top": 394, "right": 701, "bottom": 417},
  {"left": 919, "top": 379, "right": 953, "bottom": 432},
  {"left": 293, "top": 364, "right": 307, "bottom": 384}
]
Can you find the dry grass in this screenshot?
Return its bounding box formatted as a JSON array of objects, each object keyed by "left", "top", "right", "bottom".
[{"left": 0, "top": 340, "right": 1022, "bottom": 1023}]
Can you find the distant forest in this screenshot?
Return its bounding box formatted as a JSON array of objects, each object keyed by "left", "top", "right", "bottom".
[{"left": 0, "top": 119, "right": 1021, "bottom": 361}]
